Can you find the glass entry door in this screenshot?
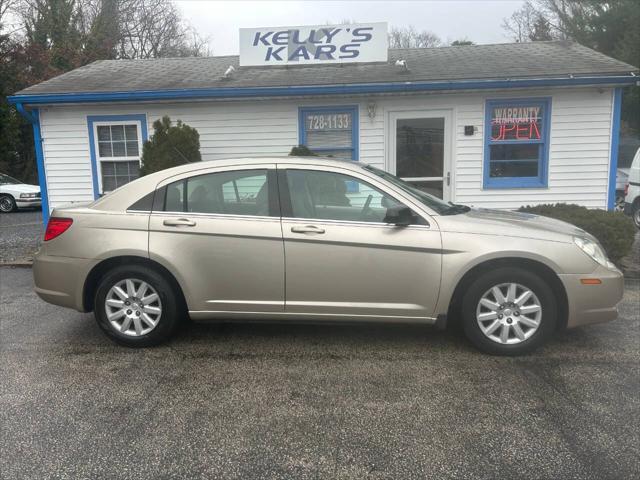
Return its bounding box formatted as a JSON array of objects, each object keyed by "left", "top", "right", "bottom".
[{"left": 388, "top": 110, "right": 452, "bottom": 200}]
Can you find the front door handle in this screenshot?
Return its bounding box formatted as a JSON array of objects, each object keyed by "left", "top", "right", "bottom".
[
  {"left": 291, "top": 225, "right": 325, "bottom": 234},
  {"left": 163, "top": 218, "right": 196, "bottom": 227}
]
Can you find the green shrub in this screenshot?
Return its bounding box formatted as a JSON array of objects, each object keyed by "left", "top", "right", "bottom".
[
  {"left": 289, "top": 145, "right": 317, "bottom": 156},
  {"left": 518, "top": 203, "right": 636, "bottom": 264},
  {"left": 140, "top": 116, "right": 201, "bottom": 175}
]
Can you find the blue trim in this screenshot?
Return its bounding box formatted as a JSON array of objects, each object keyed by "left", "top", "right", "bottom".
[
  {"left": 483, "top": 97, "right": 551, "bottom": 189},
  {"left": 608, "top": 88, "right": 622, "bottom": 210},
  {"left": 31, "top": 110, "right": 50, "bottom": 225},
  {"left": 8, "top": 75, "right": 637, "bottom": 106},
  {"left": 87, "top": 114, "right": 148, "bottom": 199},
  {"left": 298, "top": 105, "right": 359, "bottom": 161},
  {"left": 14, "top": 104, "right": 49, "bottom": 226}
]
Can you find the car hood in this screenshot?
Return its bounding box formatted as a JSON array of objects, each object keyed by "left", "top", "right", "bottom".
[
  {"left": 435, "top": 208, "right": 588, "bottom": 243},
  {"left": 0, "top": 183, "right": 40, "bottom": 194}
]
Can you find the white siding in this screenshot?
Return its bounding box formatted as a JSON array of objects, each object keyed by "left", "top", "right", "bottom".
[{"left": 38, "top": 86, "right": 614, "bottom": 212}]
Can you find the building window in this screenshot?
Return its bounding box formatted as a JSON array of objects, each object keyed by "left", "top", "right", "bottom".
[
  {"left": 87, "top": 115, "right": 148, "bottom": 197},
  {"left": 101, "top": 161, "right": 141, "bottom": 192},
  {"left": 484, "top": 98, "right": 551, "bottom": 189},
  {"left": 298, "top": 106, "right": 359, "bottom": 161}
]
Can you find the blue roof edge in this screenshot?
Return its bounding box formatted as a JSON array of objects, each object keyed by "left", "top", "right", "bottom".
[{"left": 8, "top": 75, "right": 638, "bottom": 105}]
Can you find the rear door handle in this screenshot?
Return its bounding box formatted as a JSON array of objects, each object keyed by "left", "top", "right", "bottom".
[
  {"left": 163, "top": 218, "right": 196, "bottom": 227},
  {"left": 291, "top": 225, "right": 325, "bottom": 234}
]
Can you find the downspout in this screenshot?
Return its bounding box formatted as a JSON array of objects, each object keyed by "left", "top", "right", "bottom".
[
  {"left": 607, "top": 88, "right": 622, "bottom": 211},
  {"left": 15, "top": 103, "right": 50, "bottom": 225}
]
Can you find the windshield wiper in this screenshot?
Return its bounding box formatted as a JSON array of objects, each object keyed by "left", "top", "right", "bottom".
[{"left": 443, "top": 203, "right": 471, "bottom": 215}]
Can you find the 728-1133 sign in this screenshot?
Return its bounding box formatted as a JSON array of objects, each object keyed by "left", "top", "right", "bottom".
[
  {"left": 491, "top": 105, "right": 543, "bottom": 141},
  {"left": 307, "top": 113, "right": 351, "bottom": 131}
]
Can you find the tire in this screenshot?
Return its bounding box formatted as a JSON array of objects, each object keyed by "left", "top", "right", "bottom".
[
  {"left": 0, "top": 194, "right": 17, "bottom": 213},
  {"left": 633, "top": 203, "right": 640, "bottom": 229},
  {"left": 461, "top": 267, "right": 557, "bottom": 356},
  {"left": 94, "top": 265, "right": 182, "bottom": 347}
]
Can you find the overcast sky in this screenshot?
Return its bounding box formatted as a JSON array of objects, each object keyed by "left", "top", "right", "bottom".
[{"left": 175, "top": 0, "right": 526, "bottom": 55}]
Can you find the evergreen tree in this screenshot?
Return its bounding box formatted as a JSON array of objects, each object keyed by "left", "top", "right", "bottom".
[{"left": 140, "top": 116, "right": 202, "bottom": 176}]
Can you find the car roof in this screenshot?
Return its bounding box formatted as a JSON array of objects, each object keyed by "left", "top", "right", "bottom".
[{"left": 145, "top": 156, "right": 366, "bottom": 183}]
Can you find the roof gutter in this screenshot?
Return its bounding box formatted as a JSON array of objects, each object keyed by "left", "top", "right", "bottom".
[
  {"left": 15, "top": 102, "right": 37, "bottom": 123},
  {"left": 7, "top": 74, "right": 639, "bottom": 106}
]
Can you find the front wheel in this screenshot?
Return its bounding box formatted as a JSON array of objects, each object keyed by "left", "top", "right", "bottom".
[
  {"left": 0, "top": 195, "right": 16, "bottom": 213},
  {"left": 94, "top": 265, "right": 182, "bottom": 347},
  {"left": 461, "top": 267, "right": 557, "bottom": 355}
]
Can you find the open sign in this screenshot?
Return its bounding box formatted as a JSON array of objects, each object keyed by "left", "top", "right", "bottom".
[{"left": 490, "top": 105, "right": 544, "bottom": 141}]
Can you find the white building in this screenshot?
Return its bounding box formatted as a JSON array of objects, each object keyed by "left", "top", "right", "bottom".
[{"left": 8, "top": 25, "right": 638, "bottom": 224}]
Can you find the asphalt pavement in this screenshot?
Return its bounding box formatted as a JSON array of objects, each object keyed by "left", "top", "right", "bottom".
[
  {"left": 0, "top": 210, "right": 43, "bottom": 263},
  {"left": 1, "top": 267, "right": 639, "bottom": 479}
]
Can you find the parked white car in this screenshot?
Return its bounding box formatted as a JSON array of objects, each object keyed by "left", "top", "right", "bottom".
[
  {"left": 0, "top": 173, "right": 41, "bottom": 213},
  {"left": 624, "top": 148, "right": 640, "bottom": 228}
]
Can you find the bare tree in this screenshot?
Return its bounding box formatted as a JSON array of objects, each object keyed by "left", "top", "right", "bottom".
[
  {"left": 117, "top": 0, "right": 210, "bottom": 58},
  {"left": 502, "top": 1, "right": 543, "bottom": 42},
  {"left": 388, "top": 25, "right": 441, "bottom": 49},
  {"left": 0, "top": 0, "right": 18, "bottom": 25}
]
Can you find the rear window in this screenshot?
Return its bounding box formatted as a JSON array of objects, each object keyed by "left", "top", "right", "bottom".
[
  {"left": 160, "top": 170, "right": 270, "bottom": 216},
  {"left": 128, "top": 191, "right": 154, "bottom": 211}
]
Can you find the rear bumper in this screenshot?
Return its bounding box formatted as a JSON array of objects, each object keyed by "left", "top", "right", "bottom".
[
  {"left": 33, "top": 252, "right": 91, "bottom": 312},
  {"left": 559, "top": 265, "right": 625, "bottom": 328}
]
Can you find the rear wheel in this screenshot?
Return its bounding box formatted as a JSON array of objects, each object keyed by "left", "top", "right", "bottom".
[
  {"left": 461, "top": 267, "right": 557, "bottom": 355},
  {"left": 94, "top": 265, "right": 181, "bottom": 347},
  {"left": 0, "top": 194, "right": 16, "bottom": 213}
]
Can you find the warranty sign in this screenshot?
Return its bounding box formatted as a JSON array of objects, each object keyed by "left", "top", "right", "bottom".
[{"left": 239, "top": 23, "right": 388, "bottom": 66}]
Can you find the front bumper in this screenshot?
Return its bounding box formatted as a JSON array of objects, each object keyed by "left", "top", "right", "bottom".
[
  {"left": 559, "top": 265, "right": 625, "bottom": 328},
  {"left": 16, "top": 198, "right": 41, "bottom": 208},
  {"left": 33, "top": 252, "right": 92, "bottom": 312}
]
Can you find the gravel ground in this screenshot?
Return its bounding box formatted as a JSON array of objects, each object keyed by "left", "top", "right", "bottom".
[
  {"left": 0, "top": 210, "right": 42, "bottom": 263},
  {"left": 0, "top": 267, "right": 638, "bottom": 479}
]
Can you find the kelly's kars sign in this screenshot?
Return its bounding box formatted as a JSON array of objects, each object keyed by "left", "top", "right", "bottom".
[{"left": 239, "top": 23, "right": 388, "bottom": 66}]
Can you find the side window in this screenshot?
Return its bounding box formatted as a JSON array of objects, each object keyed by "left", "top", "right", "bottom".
[
  {"left": 285, "top": 169, "right": 405, "bottom": 224},
  {"left": 163, "top": 169, "right": 270, "bottom": 216}
]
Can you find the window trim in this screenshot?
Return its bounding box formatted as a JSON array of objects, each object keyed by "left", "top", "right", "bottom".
[
  {"left": 87, "top": 114, "right": 148, "bottom": 198},
  {"left": 298, "top": 105, "right": 359, "bottom": 161},
  {"left": 483, "top": 97, "right": 551, "bottom": 189},
  {"left": 156, "top": 168, "right": 279, "bottom": 218},
  {"left": 278, "top": 166, "right": 427, "bottom": 227}
]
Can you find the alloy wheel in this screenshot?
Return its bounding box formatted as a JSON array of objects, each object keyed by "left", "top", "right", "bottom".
[
  {"left": 105, "top": 278, "right": 162, "bottom": 336},
  {"left": 0, "top": 196, "right": 14, "bottom": 212},
  {"left": 476, "top": 283, "right": 542, "bottom": 345}
]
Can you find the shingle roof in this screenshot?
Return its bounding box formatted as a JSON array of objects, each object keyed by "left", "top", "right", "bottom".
[{"left": 14, "top": 41, "right": 638, "bottom": 96}]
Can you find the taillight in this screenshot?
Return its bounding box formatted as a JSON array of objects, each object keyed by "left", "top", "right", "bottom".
[
  {"left": 624, "top": 183, "right": 629, "bottom": 197},
  {"left": 44, "top": 217, "right": 73, "bottom": 241}
]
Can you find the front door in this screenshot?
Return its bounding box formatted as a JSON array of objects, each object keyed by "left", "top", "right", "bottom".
[
  {"left": 388, "top": 110, "right": 452, "bottom": 200},
  {"left": 279, "top": 165, "right": 442, "bottom": 319}
]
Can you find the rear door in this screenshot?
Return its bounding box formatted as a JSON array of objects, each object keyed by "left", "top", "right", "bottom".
[
  {"left": 149, "top": 165, "right": 285, "bottom": 313},
  {"left": 278, "top": 165, "right": 442, "bottom": 319}
]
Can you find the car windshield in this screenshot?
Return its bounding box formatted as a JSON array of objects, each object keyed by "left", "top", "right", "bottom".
[
  {"left": 0, "top": 173, "right": 22, "bottom": 185},
  {"left": 362, "top": 165, "right": 470, "bottom": 215}
]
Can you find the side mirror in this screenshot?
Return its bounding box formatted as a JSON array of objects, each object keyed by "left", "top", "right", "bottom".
[{"left": 384, "top": 205, "right": 413, "bottom": 226}]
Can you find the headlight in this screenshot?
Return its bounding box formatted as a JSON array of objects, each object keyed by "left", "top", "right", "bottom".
[
  {"left": 20, "top": 193, "right": 37, "bottom": 198},
  {"left": 573, "top": 236, "right": 616, "bottom": 269}
]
